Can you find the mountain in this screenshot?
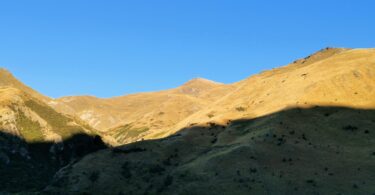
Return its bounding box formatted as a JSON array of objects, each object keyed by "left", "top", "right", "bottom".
[
  {"left": 50, "top": 48, "right": 375, "bottom": 147},
  {"left": 49, "top": 77, "right": 235, "bottom": 145},
  {"left": 44, "top": 48, "right": 375, "bottom": 194}
]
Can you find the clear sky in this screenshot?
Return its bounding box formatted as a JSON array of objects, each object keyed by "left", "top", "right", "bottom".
[{"left": 0, "top": 0, "right": 374, "bottom": 98}]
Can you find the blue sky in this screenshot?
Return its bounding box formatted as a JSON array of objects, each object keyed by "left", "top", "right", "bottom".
[{"left": 0, "top": 0, "right": 374, "bottom": 98}]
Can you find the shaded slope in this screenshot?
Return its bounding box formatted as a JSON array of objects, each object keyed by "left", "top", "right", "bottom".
[
  {"left": 0, "top": 131, "right": 106, "bottom": 193},
  {"left": 46, "top": 106, "right": 375, "bottom": 194}
]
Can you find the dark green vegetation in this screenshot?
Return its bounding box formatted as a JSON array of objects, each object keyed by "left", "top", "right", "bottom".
[
  {"left": 46, "top": 106, "right": 375, "bottom": 194},
  {"left": 15, "top": 111, "right": 44, "bottom": 142},
  {"left": 25, "top": 100, "right": 94, "bottom": 139}
]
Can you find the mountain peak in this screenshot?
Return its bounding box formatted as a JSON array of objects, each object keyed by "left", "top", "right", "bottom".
[
  {"left": 0, "top": 67, "right": 11, "bottom": 74},
  {"left": 183, "top": 77, "right": 222, "bottom": 86},
  {"left": 177, "top": 78, "right": 223, "bottom": 97}
]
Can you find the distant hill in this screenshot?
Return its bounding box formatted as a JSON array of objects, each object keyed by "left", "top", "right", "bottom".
[{"left": 50, "top": 76, "right": 235, "bottom": 145}]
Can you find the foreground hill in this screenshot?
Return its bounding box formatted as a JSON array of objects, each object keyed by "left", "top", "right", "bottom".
[
  {"left": 46, "top": 106, "right": 375, "bottom": 194},
  {"left": 45, "top": 48, "right": 375, "bottom": 194}
]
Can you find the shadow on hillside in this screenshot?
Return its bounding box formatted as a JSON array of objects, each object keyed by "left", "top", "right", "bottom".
[
  {"left": 81, "top": 105, "right": 375, "bottom": 195},
  {"left": 115, "top": 105, "right": 375, "bottom": 148},
  {"left": 4, "top": 106, "right": 375, "bottom": 194},
  {"left": 0, "top": 132, "right": 107, "bottom": 193}
]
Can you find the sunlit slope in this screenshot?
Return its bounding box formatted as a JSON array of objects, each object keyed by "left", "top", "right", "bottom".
[
  {"left": 0, "top": 87, "right": 96, "bottom": 143},
  {"left": 0, "top": 68, "right": 51, "bottom": 103},
  {"left": 50, "top": 78, "right": 235, "bottom": 144},
  {"left": 156, "top": 48, "right": 375, "bottom": 138},
  {"left": 50, "top": 48, "right": 375, "bottom": 145}
]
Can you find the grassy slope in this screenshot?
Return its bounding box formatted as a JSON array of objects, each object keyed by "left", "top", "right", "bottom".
[
  {"left": 15, "top": 111, "right": 44, "bottom": 142},
  {"left": 25, "top": 99, "right": 94, "bottom": 139},
  {"left": 107, "top": 124, "right": 149, "bottom": 143}
]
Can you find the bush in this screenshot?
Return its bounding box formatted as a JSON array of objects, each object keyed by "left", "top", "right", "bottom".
[
  {"left": 89, "top": 171, "right": 100, "bottom": 182},
  {"left": 235, "top": 107, "right": 246, "bottom": 112},
  {"left": 343, "top": 125, "right": 358, "bottom": 131},
  {"left": 164, "top": 175, "right": 173, "bottom": 186},
  {"left": 149, "top": 164, "right": 165, "bottom": 175},
  {"left": 112, "top": 147, "right": 146, "bottom": 154}
]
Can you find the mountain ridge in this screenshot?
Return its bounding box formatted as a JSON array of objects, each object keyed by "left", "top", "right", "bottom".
[
  {"left": 36, "top": 47, "right": 375, "bottom": 145},
  {"left": 2, "top": 47, "right": 374, "bottom": 146}
]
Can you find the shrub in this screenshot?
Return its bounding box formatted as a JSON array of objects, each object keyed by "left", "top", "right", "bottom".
[
  {"left": 306, "top": 179, "right": 317, "bottom": 187},
  {"left": 89, "top": 171, "right": 100, "bottom": 182},
  {"left": 157, "top": 175, "right": 174, "bottom": 193},
  {"left": 343, "top": 125, "right": 358, "bottom": 131},
  {"left": 164, "top": 175, "right": 173, "bottom": 186},
  {"left": 112, "top": 147, "right": 146, "bottom": 154},
  {"left": 235, "top": 107, "right": 246, "bottom": 112},
  {"left": 149, "top": 164, "right": 165, "bottom": 175}
]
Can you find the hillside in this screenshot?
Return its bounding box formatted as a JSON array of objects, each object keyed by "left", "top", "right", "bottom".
[
  {"left": 150, "top": 48, "right": 375, "bottom": 138},
  {"left": 0, "top": 85, "right": 105, "bottom": 192},
  {"left": 44, "top": 48, "right": 375, "bottom": 194},
  {"left": 46, "top": 106, "right": 375, "bottom": 194},
  {"left": 50, "top": 77, "right": 235, "bottom": 145},
  {"left": 50, "top": 48, "right": 375, "bottom": 146},
  {"left": 0, "top": 87, "right": 97, "bottom": 141}
]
